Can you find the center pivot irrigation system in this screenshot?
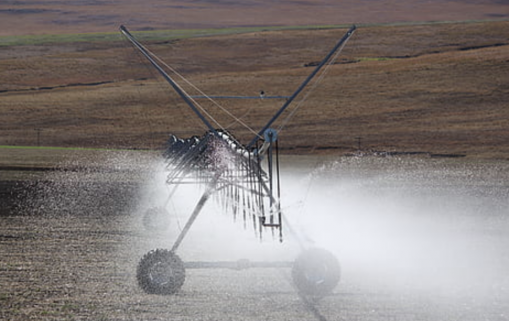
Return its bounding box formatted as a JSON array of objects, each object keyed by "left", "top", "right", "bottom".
[{"left": 120, "top": 24, "right": 356, "bottom": 297}]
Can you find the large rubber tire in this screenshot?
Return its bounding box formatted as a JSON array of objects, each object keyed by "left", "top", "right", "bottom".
[
  {"left": 292, "top": 248, "right": 340, "bottom": 297},
  {"left": 137, "top": 249, "right": 185, "bottom": 295},
  {"left": 142, "top": 207, "right": 171, "bottom": 232}
]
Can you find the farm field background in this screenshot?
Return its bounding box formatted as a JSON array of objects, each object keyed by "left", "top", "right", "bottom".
[
  {"left": 0, "top": 0, "right": 508, "bottom": 161},
  {"left": 1, "top": 0, "right": 508, "bottom": 36},
  {"left": 1, "top": 20, "right": 508, "bottom": 160}
]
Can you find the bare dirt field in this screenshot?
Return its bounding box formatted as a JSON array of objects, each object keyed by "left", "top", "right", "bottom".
[{"left": 1, "top": 153, "right": 509, "bottom": 321}]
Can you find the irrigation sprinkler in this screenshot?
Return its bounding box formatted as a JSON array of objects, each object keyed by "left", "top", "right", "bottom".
[{"left": 120, "top": 24, "right": 356, "bottom": 297}]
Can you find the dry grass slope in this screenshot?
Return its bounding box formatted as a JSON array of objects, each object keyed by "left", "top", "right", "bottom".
[{"left": 1, "top": 21, "right": 508, "bottom": 159}]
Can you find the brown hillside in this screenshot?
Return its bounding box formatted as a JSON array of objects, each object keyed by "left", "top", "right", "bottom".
[
  {"left": 0, "top": 0, "right": 508, "bottom": 36},
  {"left": 1, "top": 21, "right": 508, "bottom": 158}
]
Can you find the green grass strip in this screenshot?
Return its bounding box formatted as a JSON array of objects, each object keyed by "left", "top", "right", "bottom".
[
  {"left": 0, "top": 24, "right": 347, "bottom": 47},
  {"left": 2, "top": 19, "right": 507, "bottom": 47}
]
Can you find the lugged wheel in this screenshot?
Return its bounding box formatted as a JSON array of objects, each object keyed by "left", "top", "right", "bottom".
[
  {"left": 142, "top": 207, "right": 171, "bottom": 231},
  {"left": 292, "top": 248, "right": 340, "bottom": 297},
  {"left": 137, "top": 249, "right": 185, "bottom": 295}
]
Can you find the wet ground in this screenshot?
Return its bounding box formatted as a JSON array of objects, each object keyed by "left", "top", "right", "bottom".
[{"left": 1, "top": 154, "right": 509, "bottom": 320}]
